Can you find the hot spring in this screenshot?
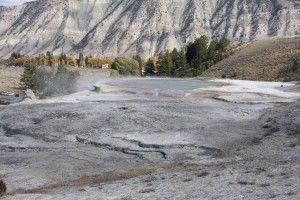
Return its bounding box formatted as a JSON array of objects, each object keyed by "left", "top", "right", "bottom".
[{"left": 95, "top": 78, "right": 223, "bottom": 98}]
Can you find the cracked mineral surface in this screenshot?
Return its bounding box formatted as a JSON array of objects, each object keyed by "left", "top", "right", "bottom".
[{"left": 0, "top": 78, "right": 299, "bottom": 199}]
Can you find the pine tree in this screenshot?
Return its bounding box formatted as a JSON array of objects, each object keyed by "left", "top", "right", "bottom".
[
  {"left": 20, "top": 62, "right": 38, "bottom": 89},
  {"left": 157, "top": 51, "right": 166, "bottom": 75},
  {"left": 85, "top": 56, "right": 90, "bottom": 67},
  {"left": 46, "top": 51, "right": 53, "bottom": 66},
  {"left": 186, "top": 35, "right": 209, "bottom": 69},
  {"left": 132, "top": 55, "right": 145, "bottom": 75},
  {"left": 78, "top": 52, "right": 84, "bottom": 67},
  {"left": 207, "top": 40, "right": 218, "bottom": 62},
  {"left": 165, "top": 50, "right": 173, "bottom": 75}
]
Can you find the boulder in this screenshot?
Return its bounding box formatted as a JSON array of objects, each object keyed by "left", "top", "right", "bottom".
[{"left": 23, "top": 89, "right": 36, "bottom": 101}]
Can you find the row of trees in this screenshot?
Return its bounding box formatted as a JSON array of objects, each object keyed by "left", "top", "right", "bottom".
[
  {"left": 15, "top": 35, "right": 231, "bottom": 97},
  {"left": 5, "top": 51, "right": 113, "bottom": 68},
  {"left": 111, "top": 35, "right": 231, "bottom": 77},
  {"left": 8, "top": 52, "right": 112, "bottom": 96},
  {"left": 4, "top": 35, "right": 231, "bottom": 78},
  {"left": 149, "top": 36, "right": 231, "bottom": 77}
]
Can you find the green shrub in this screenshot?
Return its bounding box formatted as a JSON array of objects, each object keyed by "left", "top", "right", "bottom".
[
  {"left": 111, "top": 56, "right": 140, "bottom": 76},
  {"left": 0, "top": 100, "right": 10, "bottom": 106},
  {"left": 292, "top": 58, "right": 300, "bottom": 72},
  {"left": 0, "top": 179, "right": 7, "bottom": 195},
  {"left": 110, "top": 69, "right": 120, "bottom": 77}
]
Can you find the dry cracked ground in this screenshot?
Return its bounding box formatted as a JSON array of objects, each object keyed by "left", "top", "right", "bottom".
[{"left": 0, "top": 81, "right": 299, "bottom": 199}]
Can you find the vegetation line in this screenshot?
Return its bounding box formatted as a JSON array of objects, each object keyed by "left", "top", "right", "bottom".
[
  {"left": 1, "top": 35, "right": 231, "bottom": 79},
  {"left": 7, "top": 161, "right": 201, "bottom": 196}
]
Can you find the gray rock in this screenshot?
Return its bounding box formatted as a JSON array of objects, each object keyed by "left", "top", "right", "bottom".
[{"left": 23, "top": 89, "right": 36, "bottom": 101}]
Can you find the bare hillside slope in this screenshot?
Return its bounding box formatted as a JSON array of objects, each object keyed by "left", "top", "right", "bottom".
[
  {"left": 0, "top": 0, "right": 300, "bottom": 58},
  {"left": 203, "top": 37, "right": 300, "bottom": 81}
]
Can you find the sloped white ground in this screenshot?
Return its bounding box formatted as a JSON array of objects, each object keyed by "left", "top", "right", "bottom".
[
  {"left": 19, "top": 78, "right": 300, "bottom": 105},
  {"left": 199, "top": 79, "right": 300, "bottom": 104},
  {"left": 1, "top": 78, "right": 299, "bottom": 199}
]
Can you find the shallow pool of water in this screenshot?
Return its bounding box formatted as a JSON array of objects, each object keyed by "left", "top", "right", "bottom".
[{"left": 110, "top": 78, "right": 223, "bottom": 90}]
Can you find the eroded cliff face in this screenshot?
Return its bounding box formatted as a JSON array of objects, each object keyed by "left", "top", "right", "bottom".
[{"left": 0, "top": 0, "right": 299, "bottom": 58}]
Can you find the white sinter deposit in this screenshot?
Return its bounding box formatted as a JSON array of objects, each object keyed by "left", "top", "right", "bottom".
[{"left": 0, "top": 78, "right": 299, "bottom": 199}]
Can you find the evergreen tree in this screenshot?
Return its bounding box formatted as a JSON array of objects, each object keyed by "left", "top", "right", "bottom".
[
  {"left": 20, "top": 62, "right": 38, "bottom": 89},
  {"left": 78, "top": 52, "right": 84, "bottom": 67},
  {"left": 216, "top": 37, "right": 231, "bottom": 61},
  {"left": 85, "top": 56, "right": 90, "bottom": 67},
  {"left": 79, "top": 52, "right": 84, "bottom": 62},
  {"left": 186, "top": 35, "right": 209, "bottom": 69},
  {"left": 170, "top": 48, "right": 181, "bottom": 77},
  {"left": 217, "top": 37, "right": 231, "bottom": 52},
  {"left": 165, "top": 50, "right": 173, "bottom": 75},
  {"left": 11, "top": 52, "right": 21, "bottom": 59},
  {"left": 292, "top": 58, "right": 300, "bottom": 71},
  {"left": 178, "top": 49, "right": 187, "bottom": 71},
  {"left": 8, "top": 57, "right": 16, "bottom": 66},
  {"left": 157, "top": 51, "right": 167, "bottom": 75},
  {"left": 132, "top": 55, "right": 145, "bottom": 75},
  {"left": 46, "top": 51, "right": 53, "bottom": 66},
  {"left": 145, "top": 56, "right": 157, "bottom": 75},
  {"left": 207, "top": 40, "right": 218, "bottom": 62}
]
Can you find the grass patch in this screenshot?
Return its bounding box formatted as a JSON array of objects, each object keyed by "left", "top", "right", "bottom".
[
  {"left": 0, "top": 100, "right": 10, "bottom": 105},
  {"left": 196, "top": 171, "right": 209, "bottom": 177},
  {"left": 8, "top": 161, "right": 197, "bottom": 195},
  {"left": 237, "top": 180, "right": 255, "bottom": 185}
]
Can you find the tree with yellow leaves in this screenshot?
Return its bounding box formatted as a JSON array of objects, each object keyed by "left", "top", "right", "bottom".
[
  {"left": 0, "top": 57, "right": 5, "bottom": 65},
  {"left": 67, "top": 54, "right": 77, "bottom": 66},
  {"left": 38, "top": 53, "right": 46, "bottom": 66}
]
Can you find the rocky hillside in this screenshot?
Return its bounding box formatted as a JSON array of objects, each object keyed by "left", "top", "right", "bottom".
[
  {"left": 202, "top": 36, "right": 300, "bottom": 81},
  {"left": 0, "top": 0, "right": 300, "bottom": 58}
]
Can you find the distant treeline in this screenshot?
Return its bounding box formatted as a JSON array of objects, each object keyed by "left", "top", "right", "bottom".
[
  {"left": 112, "top": 35, "right": 231, "bottom": 77},
  {"left": 1, "top": 35, "right": 231, "bottom": 78},
  {"left": 1, "top": 52, "right": 113, "bottom": 68}
]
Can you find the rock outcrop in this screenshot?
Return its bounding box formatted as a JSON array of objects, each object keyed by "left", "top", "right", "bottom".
[
  {"left": 23, "top": 89, "right": 36, "bottom": 101},
  {"left": 0, "top": 0, "right": 300, "bottom": 58}
]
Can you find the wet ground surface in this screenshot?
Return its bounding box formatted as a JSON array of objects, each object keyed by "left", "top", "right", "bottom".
[
  {"left": 107, "top": 78, "right": 223, "bottom": 90},
  {"left": 0, "top": 95, "right": 23, "bottom": 105},
  {"left": 0, "top": 79, "right": 299, "bottom": 199},
  {"left": 0, "top": 95, "right": 262, "bottom": 190}
]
